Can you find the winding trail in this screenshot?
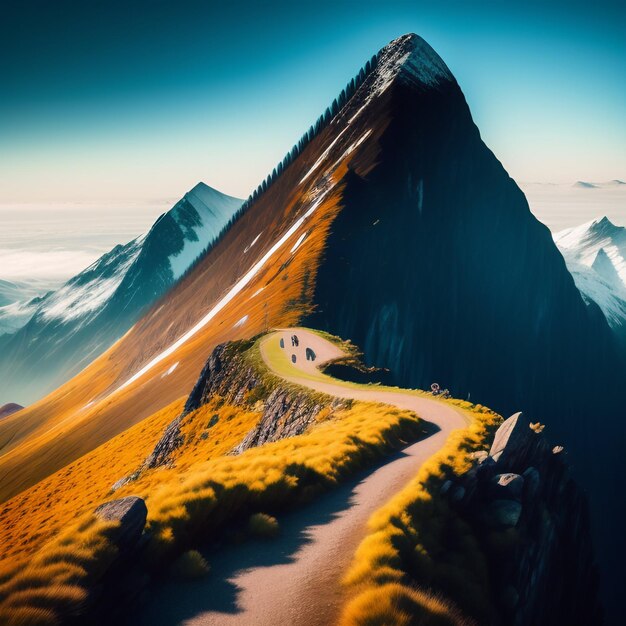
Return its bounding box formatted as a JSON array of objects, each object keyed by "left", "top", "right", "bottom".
[{"left": 137, "top": 328, "right": 467, "bottom": 626}]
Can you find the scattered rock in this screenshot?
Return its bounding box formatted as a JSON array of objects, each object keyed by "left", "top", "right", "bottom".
[
  {"left": 234, "top": 388, "right": 323, "bottom": 453},
  {"left": 111, "top": 471, "right": 140, "bottom": 492},
  {"left": 490, "top": 473, "right": 524, "bottom": 500},
  {"left": 95, "top": 496, "right": 147, "bottom": 551}
]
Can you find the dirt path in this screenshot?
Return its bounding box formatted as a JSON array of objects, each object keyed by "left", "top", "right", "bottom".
[{"left": 137, "top": 328, "right": 467, "bottom": 626}]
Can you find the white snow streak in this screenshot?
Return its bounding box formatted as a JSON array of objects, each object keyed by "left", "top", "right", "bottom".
[
  {"left": 161, "top": 362, "right": 179, "bottom": 378},
  {"left": 299, "top": 127, "right": 350, "bottom": 185},
  {"left": 244, "top": 233, "right": 262, "bottom": 253},
  {"left": 290, "top": 232, "right": 307, "bottom": 253},
  {"left": 233, "top": 315, "right": 248, "bottom": 328}
]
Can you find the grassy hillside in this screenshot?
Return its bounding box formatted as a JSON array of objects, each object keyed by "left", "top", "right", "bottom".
[{"left": 340, "top": 400, "right": 501, "bottom": 625}]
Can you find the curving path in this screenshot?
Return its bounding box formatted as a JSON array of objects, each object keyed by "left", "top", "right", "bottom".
[{"left": 137, "top": 328, "right": 467, "bottom": 626}]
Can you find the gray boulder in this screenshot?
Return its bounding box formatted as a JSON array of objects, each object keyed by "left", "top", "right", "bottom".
[{"left": 95, "top": 496, "right": 148, "bottom": 551}]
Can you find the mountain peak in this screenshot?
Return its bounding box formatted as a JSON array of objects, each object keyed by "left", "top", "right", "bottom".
[
  {"left": 377, "top": 33, "right": 455, "bottom": 90},
  {"left": 589, "top": 215, "right": 623, "bottom": 235}
]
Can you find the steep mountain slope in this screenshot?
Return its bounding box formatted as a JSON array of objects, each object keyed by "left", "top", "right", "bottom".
[
  {"left": 0, "top": 33, "right": 624, "bottom": 617},
  {"left": 554, "top": 217, "right": 626, "bottom": 332},
  {"left": 0, "top": 183, "right": 242, "bottom": 405}
]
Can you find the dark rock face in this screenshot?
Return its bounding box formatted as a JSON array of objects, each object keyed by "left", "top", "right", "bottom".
[
  {"left": 445, "top": 413, "right": 602, "bottom": 625},
  {"left": 233, "top": 388, "right": 323, "bottom": 453},
  {"left": 143, "top": 414, "right": 186, "bottom": 470},
  {"left": 305, "top": 38, "right": 625, "bottom": 616},
  {"left": 141, "top": 340, "right": 330, "bottom": 471},
  {"left": 95, "top": 496, "right": 148, "bottom": 552},
  {"left": 184, "top": 342, "right": 261, "bottom": 412}
]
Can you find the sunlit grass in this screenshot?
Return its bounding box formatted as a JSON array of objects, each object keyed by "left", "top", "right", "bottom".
[{"left": 339, "top": 404, "right": 501, "bottom": 625}]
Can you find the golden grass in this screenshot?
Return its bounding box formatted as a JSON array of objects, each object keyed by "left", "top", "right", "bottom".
[
  {"left": 339, "top": 583, "right": 469, "bottom": 626},
  {"left": 0, "top": 393, "right": 425, "bottom": 623},
  {"left": 339, "top": 404, "right": 501, "bottom": 624},
  {"left": 0, "top": 396, "right": 262, "bottom": 567},
  {"left": 0, "top": 515, "right": 118, "bottom": 625}
]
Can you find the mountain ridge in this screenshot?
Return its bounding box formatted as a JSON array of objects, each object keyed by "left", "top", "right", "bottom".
[{"left": 0, "top": 33, "right": 624, "bottom": 618}]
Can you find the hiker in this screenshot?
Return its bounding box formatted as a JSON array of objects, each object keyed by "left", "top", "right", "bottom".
[
  {"left": 279, "top": 338, "right": 284, "bottom": 349},
  {"left": 291, "top": 354, "right": 297, "bottom": 364},
  {"left": 306, "top": 347, "right": 316, "bottom": 361},
  {"left": 293, "top": 335, "right": 299, "bottom": 347}
]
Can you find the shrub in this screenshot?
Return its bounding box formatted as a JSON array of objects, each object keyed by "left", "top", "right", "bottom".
[
  {"left": 340, "top": 583, "right": 468, "bottom": 626},
  {"left": 340, "top": 405, "right": 501, "bottom": 624},
  {"left": 170, "top": 550, "right": 210, "bottom": 580},
  {"left": 247, "top": 513, "right": 280, "bottom": 539}
]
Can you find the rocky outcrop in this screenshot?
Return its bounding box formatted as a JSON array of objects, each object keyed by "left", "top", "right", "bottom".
[
  {"left": 233, "top": 388, "right": 325, "bottom": 454},
  {"left": 95, "top": 496, "right": 148, "bottom": 552},
  {"left": 184, "top": 341, "right": 262, "bottom": 412},
  {"left": 137, "top": 340, "right": 331, "bottom": 471},
  {"left": 442, "top": 413, "right": 602, "bottom": 625}
]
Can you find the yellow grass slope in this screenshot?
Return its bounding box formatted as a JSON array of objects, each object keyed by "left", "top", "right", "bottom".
[{"left": 0, "top": 99, "right": 389, "bottom": 504}]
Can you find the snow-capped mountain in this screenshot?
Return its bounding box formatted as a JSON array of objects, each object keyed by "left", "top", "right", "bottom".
[
  {"left": 0, "top": 182, "right": 242, "bottom": 404},
  {"left": 554, "top": 217, "right": 626, "bottom": 331},
  {"left": 2, "top": 34, "right": 624, "bottom": 611}
]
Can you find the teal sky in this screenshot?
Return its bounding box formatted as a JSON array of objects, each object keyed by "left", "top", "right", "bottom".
[{"left": 1, "top": 0, "right": 624, "bottom": 203}]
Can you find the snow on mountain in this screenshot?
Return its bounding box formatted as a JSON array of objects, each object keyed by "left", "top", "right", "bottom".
[
  {"left": 168, "top": 183, "right": 243, "bottom": 279},
  {"left": 554, "top": 217, "right": 626, "bottom": 329},
  {"left": 40, "top": 237, "right": 145, "bottom": 323},
  {"left": 0, "top": 182, "right": 243, "bottom": 404},
  {"left": 0, "top": 279, "right": 51, "bottom": 334}
]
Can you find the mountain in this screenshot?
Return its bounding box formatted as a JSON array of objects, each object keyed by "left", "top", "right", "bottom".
[
  {"left": 0, "top": 403, "right": 23, "bottom": 420},
  {"left": 0, "top": 183, "right": 243, "bottom": 405},
  {"left": 0, "top": 33, "right": 624, "bottom": 618},
  {"left": 555, "top": 217, "right": 626, "bottom": 332},
  {"left": 574, "top": 180, "right": 625, "bottom": 189},
  {"left": 0, "top": 279, "right": 50, "bottom": 335}
]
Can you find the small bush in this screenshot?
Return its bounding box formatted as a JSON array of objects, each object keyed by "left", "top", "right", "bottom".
[
  {"left": 247, "top": 513, "right": 280, "bottom": 539},
  {"left": 170, "top": 550, "right": 210, "bottom": 580},
  {"left": 339, "top": 583, "right": 468, "bottom": 626}
]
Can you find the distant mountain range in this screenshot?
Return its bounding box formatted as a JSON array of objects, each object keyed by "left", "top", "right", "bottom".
[
  {"left": 555, "top": 217, "right": 626, "bottom": 334},
  {"left": 573, "top": 180, "right": 625, "bottom": 189},
  {"left": 0, "top": 183, "right": 242, "bottom": 404}
]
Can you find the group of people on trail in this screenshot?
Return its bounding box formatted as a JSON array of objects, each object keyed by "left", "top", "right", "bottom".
[{"left": 279, "top": 333, "right": 316, "bottom": 364}]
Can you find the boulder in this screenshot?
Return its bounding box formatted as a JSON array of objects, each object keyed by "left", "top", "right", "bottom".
[
  {"left": 95, "top": 496, "right": 147, "bottom": 551},
  {"left": 489, "top": 412, "right": 548, "bottom": 472},
  {"left": 490, "top": 473, "right": 524, "bottom": 500}
]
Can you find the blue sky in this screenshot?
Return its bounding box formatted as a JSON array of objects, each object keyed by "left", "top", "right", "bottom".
[{"left": 1, "top": 0, "right": 624, "bottom": 203}]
